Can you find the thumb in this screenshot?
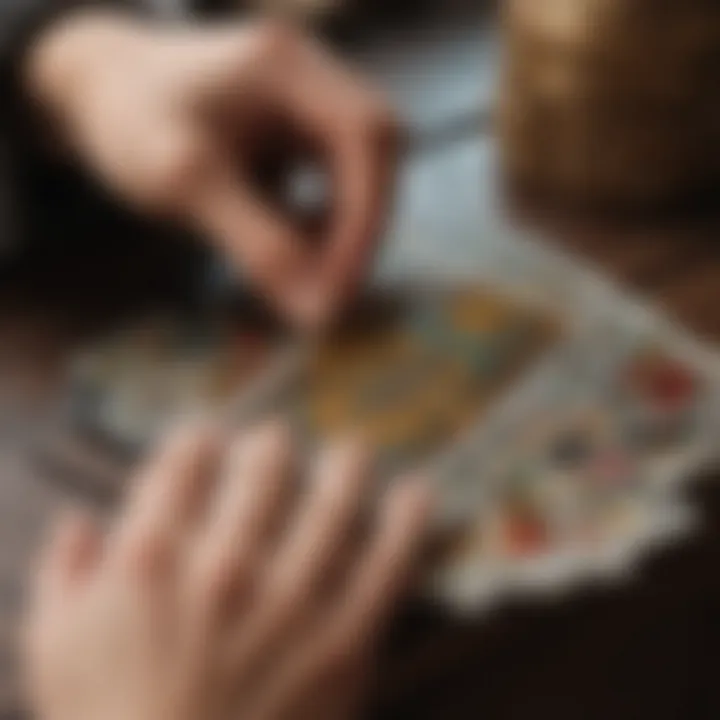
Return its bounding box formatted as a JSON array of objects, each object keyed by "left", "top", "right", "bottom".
[{"left": 192, "top": 167, "right": 329, "bottom": 329}]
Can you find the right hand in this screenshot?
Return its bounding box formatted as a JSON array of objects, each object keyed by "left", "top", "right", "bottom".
[
  {"left": 25, "top": 15, "right": 403, "bottom": 329},
  {"left": 23, "top": 423, "right": 431, "bottom": 720}
]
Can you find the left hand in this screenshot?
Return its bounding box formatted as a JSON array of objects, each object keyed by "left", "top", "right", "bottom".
[{"left": 23, "top": 422, "right": 431, "bottom": 720}]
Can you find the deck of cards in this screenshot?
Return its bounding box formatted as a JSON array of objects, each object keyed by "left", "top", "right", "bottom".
[{"left": 52, "top": 226, "right": 720, "bottom": 614}]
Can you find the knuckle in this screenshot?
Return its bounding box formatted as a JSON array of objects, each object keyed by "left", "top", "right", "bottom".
[
  {"left": 117, "top": 530, "right": 173, "bottom": 584},
  {"left": 312, "top": 624, "right": 362, "bottom": 682},
  {"left": 358, "top": 103, "right": 404, "bottom": 147},
  {"left": 197, "top": 558, "right": 233, "bottom": 611},
  {"left": 269, "top": 577, "right": 312, "bottom": 621},
  {"left": 144, "top": 134, "right": 205, "bottom": 211},
  {"left": 194, "top": 549, "right": 255, "bottom": 616},
  {"left": 235, "top": 420, "right": 291, "bottom": 469},
  {"left": 250, "top": 19, "right": 304, "bottom": 65},
  {"left": 327, "top": 628, "right": 359, "bottom": 667}
]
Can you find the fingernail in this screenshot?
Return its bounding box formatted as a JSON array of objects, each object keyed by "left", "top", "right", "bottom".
[
  {"left": 326, "top": 435, "right": 371, "bottom": 467},
  {"left": 162, "top": 415, "right": 216, "bottom": 446},
  {"left": 227, "top": 417, "right": 292, "bottom": 462}
]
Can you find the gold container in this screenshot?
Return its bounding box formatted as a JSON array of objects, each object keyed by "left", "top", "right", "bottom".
[{"left": 500, "top": 0, "right": 720, "bottom": 210}]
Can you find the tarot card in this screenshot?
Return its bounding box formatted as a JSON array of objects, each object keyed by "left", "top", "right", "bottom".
[
  {"left": 214, "top": 255, "right": 717, "bottom": 614},
  {"left": 421, "top": 231, "right": 720, "bottom": 613},
  {"left": 426, "top": 387, "right": 700, "bottom": 614},
  {"left": 42, "top": 228, "right": 720, "bottom": 616},
  {"left": 429, "top": 492, "right": 696, "bottom": 614},
  {"left": 251, "top": 283, "right": 562, "bottom": 484}
]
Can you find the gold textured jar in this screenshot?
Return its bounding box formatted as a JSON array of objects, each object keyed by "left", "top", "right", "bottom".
[{"left": 499, "top": 0, "right": 720, "bottom": 210}]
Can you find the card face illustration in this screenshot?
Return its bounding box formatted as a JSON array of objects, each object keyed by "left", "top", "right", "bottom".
[
  {"left": 428, "top": 318, "right": 717, "bottom": 612},
  {"left": 280, "top": 285, "right": 561, "bottom": 479}
]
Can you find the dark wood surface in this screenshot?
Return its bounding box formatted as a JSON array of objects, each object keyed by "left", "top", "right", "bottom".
[{"left": 1, "top": 4, "right": 719, "bottom": 719}]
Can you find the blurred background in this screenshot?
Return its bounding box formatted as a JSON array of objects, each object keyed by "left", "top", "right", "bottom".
[{"left": 1, "top": 0, "right": 720, "bottom": 717}]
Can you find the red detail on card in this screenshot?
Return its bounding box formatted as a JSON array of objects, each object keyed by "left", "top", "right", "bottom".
[
  {"left": 503, "top": 513, "right": 549, "bottom": 556},
  {"left": 590, "top": 451, "right": 633, "bottom": 486},
  {"left": 626, "top": 354, "right": 697, "bottom": 410}
]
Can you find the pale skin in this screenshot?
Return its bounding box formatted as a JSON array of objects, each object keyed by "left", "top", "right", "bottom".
[
  {"left": 23, "top": 423, "right": 432, "bottom": 720},
  {"left": 21, "top": 16, "right": 414, "bottom": 719},
  {"left": 25, "top": 14, "right": 402, "bottom": 329}
]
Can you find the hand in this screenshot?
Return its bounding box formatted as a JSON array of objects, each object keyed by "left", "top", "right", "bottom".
[
  {"left": 25, "top": 15, "right": 402, "bottom": 328},
  {"left": 23, "top": 423, "right": 431, "bottom": 720}
]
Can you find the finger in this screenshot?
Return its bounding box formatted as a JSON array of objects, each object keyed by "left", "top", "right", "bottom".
[
  {"left": 339, "top": 476, "right": 432, "bottom": 641},
  {"left": 252, "top": 477, "right": 431, "bottom": 720},
  {"left": 195, "top": 422, "right": 294, "bottom": 609},
  {"left": 266, "top": 440, "right": 371, "bottom": 607},
  {"left": 34, "top": 509, "right": 103, "bottom": 607},
  {"left": 111, "top": 423, "right": 220, "bottom": 573},
  {"left": 226, "top": 441, "right": 370, "bottom": 670},
  {"left": 321, "top": 112, "right": 402, "bottom": 312},
  {"left": 247, "top": 31, "right": 401, "bottom": 325},
  {"left": 193, "top": 169, "right": 324, "bottom": 329}
]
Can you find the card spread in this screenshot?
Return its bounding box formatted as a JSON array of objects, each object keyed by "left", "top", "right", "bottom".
[{"left": 50, "top": 230, "right": 720, "bottom": 614}]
